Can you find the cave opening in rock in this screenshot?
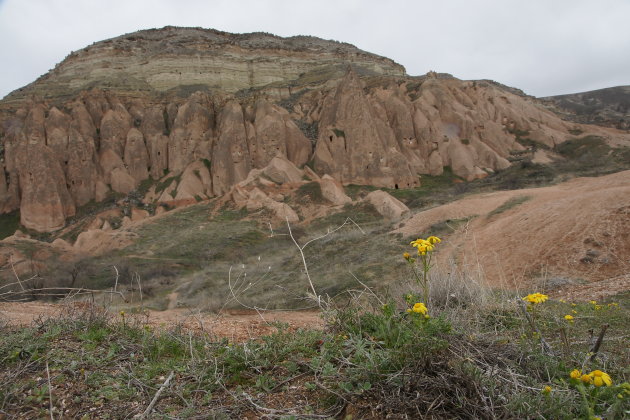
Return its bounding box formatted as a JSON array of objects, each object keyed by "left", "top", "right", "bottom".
[{"left": 395, "top": 184, "right": 399, "bottom": 189}]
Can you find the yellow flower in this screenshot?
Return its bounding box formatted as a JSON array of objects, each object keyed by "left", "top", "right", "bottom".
[
  {"left": 594, "top": 305, "right": 602, "bottom": 310},
  {"left": 523, "top": 293, "right": 549, "bottom": 304},
  {"left": 410, "top": 238, "right": 429, "bottom": 247},
  {"left": 119, "top": 311, "right": 126, "bottom": 317},
  {"left": 542, "top": 385, "right": 552, "bottom": 395},
  {"left": 570, "top": 369, "right": 581, "bottom": 379},
  {"left": 424, "top": 314, "right": 430, "bottom": 319},
  {"left": 590, "top": 300, "right": 597, "bottom": 305},
  {"left": 410, "top": 238, "right": 435, "bottom": 254},
  {"left": 589, "top": 370, "right": 612, "bottom": 387},
  {"left": 427, "top": 236, "right": 441, "bottom": 244},
  {"left": 559, "top": 299, "right": 566, "bottom": 303},
  {"left": 412, "top": 302, "right": 428, "bottom": 315},
  {"left": 403, "top": 252, "right": 411, "bottom": 260},
  {"left": 572, "top": 310, "right": 577, "bottom": 314},
  {"left": 581, "top": 374, "right": 593, "bottom": 384},
  {"left": 406, "top": 308, "right": 412, "bottom": 313},
  {"left": 564, "top": 314, "right": 574, "bottom": 322}
]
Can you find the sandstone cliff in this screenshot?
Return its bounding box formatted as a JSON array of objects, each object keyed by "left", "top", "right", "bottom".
[
  {"left": 2, "top": 26, "right": 404, "bottom": 105},
  {"left": 1, "top": 27, "right": 628, "bottom": 232}
]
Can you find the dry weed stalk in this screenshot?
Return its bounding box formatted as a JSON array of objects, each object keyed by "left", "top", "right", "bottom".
[
  {"left": 137, "top": 371, "right": 174, "bottom": 419},
  {"left": 220, "top": 216, "right": 365, "bottom": 324},
  {"left": 1, "top": 261, "right": 128, "bottom": 306},
  {"left": 517, "top": 298, "right": 555, "bottom": 356},
  {"left": 45, "top": 361, "right": 54, "bottom": 420},
  {"left": 284, "top": 216, "right": 365, "bottom": 309}
]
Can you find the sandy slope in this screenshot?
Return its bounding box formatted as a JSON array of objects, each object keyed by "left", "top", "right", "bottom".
[{"left": 396, "top": 170, "right": 630, "bottom": 297}]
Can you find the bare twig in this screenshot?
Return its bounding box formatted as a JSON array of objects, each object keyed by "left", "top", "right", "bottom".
[
  {"left": 1, "top": 287, "right": 126, "bottom": 302},
  {"left": 8, "top": 255, "right": 27, "bottom": 291},
  {"left": 559, "top": 327, "right": 571, "bottom": 358},
  {"left": 348, "top": 271, "right": 384, "bottom": 305},
  {"left": 138, "top": 371, "right": 174, "bottom": 419},
  {"left": 45, "top": 361, "right": 54, "bottom": 420},
  {"left": 111, "top": 265, "right": 120, "bottom": 304},
  {"left": 285, "top": 217, "right": 318, "bottom": 300},
  {"left": 135, "top": 272, "right": 143, "bottom": 308},
  {"left": 225, "top": 265, "right": 272, "bottom": 319},
  {"left": 0, "top": 275, "right": 39, "bottom": 292},
  {"left": 588, "top": 324, "right": 609, "bottom": 362},
  {"left": 285, "top": 216, "right": 365, "bottom": 309},
  {"left": 240, "top": 391, "right": 334, "bottom": 418}
]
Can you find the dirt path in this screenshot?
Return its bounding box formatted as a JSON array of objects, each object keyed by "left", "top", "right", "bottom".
[{"left": 0, "top": 301, "right": 324, "bottom": 342}]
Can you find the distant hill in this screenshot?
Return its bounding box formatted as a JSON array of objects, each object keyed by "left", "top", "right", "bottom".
[{"left": 542, "top": 86, "right": 630, "bottom": 130}]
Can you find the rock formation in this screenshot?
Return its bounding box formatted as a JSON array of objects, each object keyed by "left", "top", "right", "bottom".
[
  {"left": 364, "top": 190, "right": 409, "bottom": 220},
  {"left": 2, "top": 27, "right": 404, "bottom": 105},
  {"left": 1, "top": 27, "right": 629, "bottom": 232}
]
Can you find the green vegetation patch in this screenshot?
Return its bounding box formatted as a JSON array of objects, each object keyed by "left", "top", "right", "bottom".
[
  {"left": 516, "top": 136, "right": 551, "bottom": 150},
  {"left": 487, "top": 195, "right": 532, "bottom": 217},
  {"left": 552, "top": 136, "right": 630, "bottom": 176},
  {"left": 422, "top": 216, "right": 475, "bottom": 237},
  {"left": 294, "top": 181, "right": 325, "bottom": 203},
  {"left": 332, "top": 128, "right": 346, "bottom": 138},
  {"left": 555, "top": 135, "right": 610, "bottom": 159},
  {"left": 154, "top": 173, "right": 182, "bottom": 194},
  {"left": 1, "top": 289, "right": 627, "bottom": 418},
  {"left": 0, "top": 211, "right": 21, "bottom": 240}
]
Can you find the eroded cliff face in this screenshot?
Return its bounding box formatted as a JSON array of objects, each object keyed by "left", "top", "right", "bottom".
[
  {"left": 0, "top": 91, "right": 317, "bottom": 231},
  {"left": 1, "top": 28, "right": 628, "bottom": 232},
  {"left": 2, "top": 27, "right": 405, "bottom": 105}
]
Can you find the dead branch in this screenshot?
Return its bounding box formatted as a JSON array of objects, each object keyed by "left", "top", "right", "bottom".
[
  {"left": 588, "top": 323, "right": 609, "bottom": 362},
  {"left": 138, "top": 371, "right": 174, "bottom": 419},
  {"left": 0, "top": 287, "right": 126, "bottom": 302},
  {"left": 45, "top": 361, "right": 54, "bottom": 420},
  {"left": 110, "top": 265, "right": 120, "bottom": 304}
]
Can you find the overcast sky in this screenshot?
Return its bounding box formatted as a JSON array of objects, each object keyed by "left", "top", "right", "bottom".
[{"left": 1, "top": 0, "right": 629, "bottom": 99}]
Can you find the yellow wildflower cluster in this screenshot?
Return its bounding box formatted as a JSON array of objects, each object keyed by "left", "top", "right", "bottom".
[
  {"left": 570, "top": 369, "right": 613, "bottom": 387},
  {"left": 406, "top": 302, "right": 430, "bottom": 319},
  {"left": 564, "top": 314, "right": 574, "bottom": 322},
  {"left": 522, "top": 293, "right": 548, "bottom": 305},
  {"left": 409, "top": 236, "right": 441, "bottom": 256},
  {"left": 412, "top": 302, "right": 428, "bottom": 315}
]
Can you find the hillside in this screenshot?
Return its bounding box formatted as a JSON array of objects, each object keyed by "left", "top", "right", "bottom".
[{"left": 543, "top": 85, "right": 630, "bottom": 130}]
